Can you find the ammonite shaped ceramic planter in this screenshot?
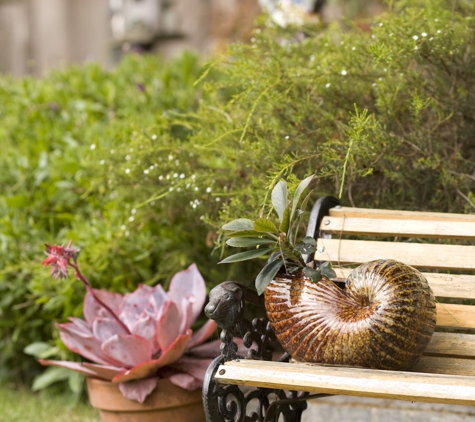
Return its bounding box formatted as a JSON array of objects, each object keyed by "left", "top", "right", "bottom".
[{"left": 264, "top": 259, "right": 437, "bottom": 370}]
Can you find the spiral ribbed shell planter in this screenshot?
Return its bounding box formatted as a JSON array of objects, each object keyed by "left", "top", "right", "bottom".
[{"left": 264, "top": 259, "right": 437, "bottom": 370}]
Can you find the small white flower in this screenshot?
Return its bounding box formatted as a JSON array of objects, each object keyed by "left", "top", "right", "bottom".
[
  {"left": 421, "top": 32, "right": 427, "bottom": 37},
  {"left": 168, "top": 155, "right": 173, "bottom": 160},
  {"left": 129, "top": 216, "right": 134, "bottom": 222},
  {"left": 215, "top": 197, "right": 221, "bottom": 202},
  {"left": 434, "top": 18, "right": 439, "bottom": 22},
  {"left": 100, "top": 159, "right": 105, "bottom": 165},
  {"left": 429, "top": 37, "right": 434, "bottom": 41},
  {"left": 310, "top": 55, "right": 315, "bottom": 62},
  {"left": 194, "top": 187, "right": 199, "bottom": 191},
  {"left": 341, "top": 70, "right": 347, "bottom": 76},
  {"left": 414, "top": 46, "right": 419, "bottom": 50},
  {"left": 251, "top": 37, "right": 256, "bottom": 43},
  {"left": 110, "top": 149, "right": 115, "bottom": 154},
  {"left": 437, "top": 30, "right": 441, "bottom": 34},
  {"left": 285, "top": 135, "right": 290, "bottom": 139},
  {"left": 151, "top": 134, "right": 157, "bottom": 140},
  {"left": 121, "top": 225, "right": 126, "bottom": 230},
  {"left": 379, "top": 22, "right": 383, "bottom": 27},
  {"left": 173, "top": 173, "right": 178, "bottom": 178},
  {"left": 125, "top": 231, "right": 129, "bottom": 237},
  {"left": 125, "top": 155, "right": 130, "bottom": 161},
  {"left": 90, "top": 144, "right": 96, "bottom": 151},
  {"left": 325, "top": 83, "right": 331, "bottom": 88},
  {"left": 131, "top": 209, "right": 136, "bottom": 214},
  {"left": 158, "top": 175, "right": 163, "bottom": 181},
  {"left": 169, "top": 187, "right": 173, "bottom": 192},
  {"left": 179, "top": 173, "right": 185, "bottom": 179},
  {"left": 413, "top": 35, "right": 419, "bottom": 40},
  {"left": 351, "top": 47, "right": 356, "bottom": 51},
  {"left": 125, "top": 168, "right": 130, "bottom": 174},
  {"left": 206, "top": 187, "right": 212, "bottom": 193},
  {"left": 143, "top": 169, "right": 149, "bottom": 174}
]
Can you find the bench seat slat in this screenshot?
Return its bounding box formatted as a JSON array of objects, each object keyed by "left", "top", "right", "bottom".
[
  {"left": 334, "top": 268, "right": 475, "bottom": 300},
  {"left": 414, "top": 356, "right": 475, "bottom": 376},
  {"left": 424, "top": 332, "right": 475, "bottom": 359},
  {"left": 215, "top": 360, "right": 475, "bottom": 406},
  {"left": 321, "top": 217, "right": 475, "bottom": 240},
  {"left": 330, "top": 207, "right": 475, "bottom": 222},
  {"left": 316, "top": 238, "right": 475, "bottom": 270}
]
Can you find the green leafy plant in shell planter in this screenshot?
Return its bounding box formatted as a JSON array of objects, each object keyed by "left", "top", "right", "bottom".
[
  {"left": 220, "top": 176, "right": 336, "bottom": 295},
  {"left": 219, "top": 176, "right": 437, "bottom": 372}
]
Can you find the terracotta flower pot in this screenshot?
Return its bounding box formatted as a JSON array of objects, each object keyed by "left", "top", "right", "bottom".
[{"left": 87, "top": 378, "right": 206, "bottom": 422}]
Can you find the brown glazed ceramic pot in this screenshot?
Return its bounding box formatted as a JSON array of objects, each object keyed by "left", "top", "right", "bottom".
[
  {"left": 87, "top": 378, "right": 205, "bottom": 422},
  {"left": 264, "top": 259, "right": 437, "bottom": 370}
]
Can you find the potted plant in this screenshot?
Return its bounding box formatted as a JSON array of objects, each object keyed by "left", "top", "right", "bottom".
[
  {"left": 219, "top": 176, "right": 437, "bottom": 371},
  {"left": 40, "top": 241, "right": 219, "bottom": 421}
]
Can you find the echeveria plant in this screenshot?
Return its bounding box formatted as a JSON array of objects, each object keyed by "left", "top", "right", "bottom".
[{"left": 40, "top": 242, "right": 218, "bottom": 403}]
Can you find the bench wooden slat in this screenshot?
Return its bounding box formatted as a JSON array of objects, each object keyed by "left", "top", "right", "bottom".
[
  {"left": 436, "top": 303, "right": 475, "bottom": 330},
  {"left": 316, "top": 238, "right": 475, "bottom": 270},
  {"left": 413, "top": 356, "right": 475, "bottom": 376},
  {"left": 334, "top": 268, "right": 475, "bottom": 300},
  {"left": 424, "top": 332, "right": 475, "bottom": 359},
  {"left": 321, "top": 216, "right": 475, "bottom": 240},
  {"left": 330, "top": 207, "right": 475, "bottom": 222},
  {"left": 215, "top": 360, "right": 475, "bottom": 406}
]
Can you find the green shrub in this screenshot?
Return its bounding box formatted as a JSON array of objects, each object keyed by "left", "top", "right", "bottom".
[
  {"left": 0, "top": 52, "right": 210, "bottom": 386},
  {"left": 103, "top": 0, "right": 475, "bottom": 283}
]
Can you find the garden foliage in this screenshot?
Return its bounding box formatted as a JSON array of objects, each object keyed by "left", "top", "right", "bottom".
[{"left": 1, "top": 0, "right": 474, "bottom": 391}]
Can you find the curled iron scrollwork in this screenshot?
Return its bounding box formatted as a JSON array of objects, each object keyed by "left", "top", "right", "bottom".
[{"left": 203, "top": 281, "right": 311, "bottom": 422}]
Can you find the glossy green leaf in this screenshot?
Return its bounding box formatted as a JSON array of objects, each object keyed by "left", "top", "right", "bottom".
[
  {"left": 295, "top": 236, "right": 317, "bottom": 254},
  {"left": 256, "top": 258, "right": 284, "bottom": 295},
  {"left": 219, "top": 248, "right": 272, "bottom": 264},
  {"left": 291, "top": 175, "right": 314, "bottom": 222},
  {"left": 271, "top": 180, "right": 287, "bottom": 223},
  {"left": 279, "top": 206, "right": 291, "bottom": 233},
  {"left": 226, "top": 229, "right": 272, "bottom": 238},
  {"left": 303, "top": 266, "right": 322, "bottom": 283},
  {"left": 222, "top": 218, "right": 255, "bottom": 231},
  {"left": 320, "top": 261, "right": 337, "bottom": 279},
  {"left": 254, "top": 218, "right": 278, "bottom": 233},
  {"left": 226, "top": 237, "right": 275, "bottom": 247}
]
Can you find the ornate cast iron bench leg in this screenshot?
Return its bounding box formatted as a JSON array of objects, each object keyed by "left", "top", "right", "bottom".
[{"left": 202, "top": 196, "right": 340, "bottom": 422}]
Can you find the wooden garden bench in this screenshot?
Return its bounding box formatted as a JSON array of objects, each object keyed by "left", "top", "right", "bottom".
[{"left": 202, "top": 196, "right": 475, "bottom": 422}]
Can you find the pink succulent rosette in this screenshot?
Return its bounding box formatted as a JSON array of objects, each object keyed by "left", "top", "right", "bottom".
[{"left": 40, "top": 263, "right": 219, "bottom": 403}]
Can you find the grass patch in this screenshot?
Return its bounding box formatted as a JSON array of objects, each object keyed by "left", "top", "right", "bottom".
[{"left": 0, "top": 385, "right": 99, "bottom": 422}]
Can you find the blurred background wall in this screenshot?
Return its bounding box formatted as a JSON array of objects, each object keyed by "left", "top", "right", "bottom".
[
  {"left": 0, "top": 0, "right": 386, "bottom": 77},
  {"left": 0, "top": 0, "right": 262, "bottom": 77}
]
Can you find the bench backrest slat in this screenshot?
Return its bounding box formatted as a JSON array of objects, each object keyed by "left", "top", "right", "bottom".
[
  {"left": 322, "top": 216, "right": 475, "bottom": 239},
  {"left": 335, "top": 269, "right": 475, "bottom": 299},
  {"left": 330, "top": 207, "right": 475, "bottom": 222},
  {"left": 316, "top": 238, "right": 475, "bottom": 270}
]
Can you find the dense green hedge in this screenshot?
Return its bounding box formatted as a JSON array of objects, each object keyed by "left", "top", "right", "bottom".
[
  {"left": 0, "top": 52, "right": 214, "bottom": 386},
  {"left": 1, "top": 0, "right": 474, "bottom": 391}
]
